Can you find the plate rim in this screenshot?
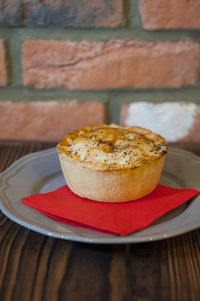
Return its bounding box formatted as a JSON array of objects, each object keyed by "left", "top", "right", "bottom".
[{"left": 0, "top": 146, "right": 200, "bottom": 244}]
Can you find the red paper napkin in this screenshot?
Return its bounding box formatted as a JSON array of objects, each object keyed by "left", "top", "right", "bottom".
[{"left": 22, "top": 185, "right": 199, "bottom": 236}]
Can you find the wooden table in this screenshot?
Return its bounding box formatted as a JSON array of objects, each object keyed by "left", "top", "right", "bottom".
[{"left": 0, "top": 141, "right": 200, "bottom": 301}]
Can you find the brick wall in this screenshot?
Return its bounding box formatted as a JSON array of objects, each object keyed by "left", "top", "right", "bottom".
[{"left": 0, "top": 0, "right": 200, "bottom": 142}]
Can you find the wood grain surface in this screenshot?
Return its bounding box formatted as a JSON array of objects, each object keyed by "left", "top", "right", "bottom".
[{"left": 0, "top": 141, "right": 200, "bottom": 301}]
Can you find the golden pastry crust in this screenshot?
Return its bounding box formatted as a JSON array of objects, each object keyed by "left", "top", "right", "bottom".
[
  {"left": 57, "top": 124, "right": 167, "bottom": 171},
  {"left": 57, "top": 124, "right": 167, "bottom": 202}
]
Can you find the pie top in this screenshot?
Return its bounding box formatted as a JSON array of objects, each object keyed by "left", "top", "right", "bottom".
[{"left": 57, "top": 124, "right": 167, "bottom": 171}]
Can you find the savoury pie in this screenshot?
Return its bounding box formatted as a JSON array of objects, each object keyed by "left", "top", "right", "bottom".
[{"left": 57, "top": 124, "right": 167, "bottom": 202}]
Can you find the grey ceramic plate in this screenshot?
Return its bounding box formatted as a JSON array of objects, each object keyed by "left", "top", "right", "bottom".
[{"left": 0, "top": 147, "right": 199, "bottom": 244}]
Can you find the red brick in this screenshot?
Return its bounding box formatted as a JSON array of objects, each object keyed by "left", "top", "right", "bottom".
[
  {"left": 0, "top": 100, "right": 105, "bottom": 141},
  {"left": 23, "top": 40, "right": 200, "bottom": 90},
  {"left": 120, "top": 102, "right": 200, "bottom": 142},
  {"left": 139, "top": 0, "right": 200, "bottom": 29},
  {"left": 0, "top": 40, "right": 8, "bottom": 86}
]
